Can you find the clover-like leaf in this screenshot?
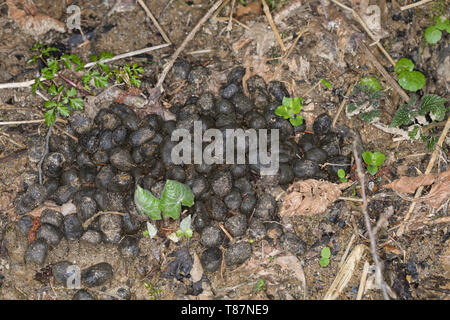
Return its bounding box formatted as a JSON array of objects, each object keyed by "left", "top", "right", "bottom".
[
  {"left": 398, "top": 70, "right": 426, "bottom": 92},
  {"left": 359, "top": 76, "right": 382, "bottom": 91},
  {"left": 394, "top": 58, "right": 414, "bottom": 75},
  {"left": 362, "top": 151, "right": 374, "bottom": 166},
  {"left": 274, "top": 106, "right": 290, "bottom": 119},
  {"left": 366, "top": 165, "right": 378, "bottom": 176},
  {"left": 321, "top": 247, "right": 331, "bottom": 259},
  {"left": 319, "top": 257, "right": 330, "bottom": 267},
  {"left": 289, "top": 115, "right": 304, "bottom": 126},
  {"left": 134, "top": 185, "right": 162, "bottom": 220},
  {"left": 372, "top": 152, "right": 386, "bottom": 167},
  {"left": 434, "top": 16, "right": 450, "bottom": 32},
  {"left": 425, "top": 26, "right": 442, "bottom": 44},
  {"left": 159, "top": 180, "right": 194, "bottom": 220}
]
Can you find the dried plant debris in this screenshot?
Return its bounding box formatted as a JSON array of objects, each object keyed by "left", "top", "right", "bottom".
[
  {"left": 280, "top": 180, "right": 352, "bottom": 216},
  {"left": 6, "top": 0, "right": 66, "bottom": 36},
  {"left": 384, "top": 170, "right": 450, "bottom": 209}
]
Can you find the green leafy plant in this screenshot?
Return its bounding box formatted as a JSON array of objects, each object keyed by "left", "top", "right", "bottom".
[
  {"left": 321, "top": 78, "right": 333, "bottom": 89},
  {"left": 394, "top": 58, "right": 426, "bottom": 92},
  {"left": 27, "top": 43, "right": 144, "bottom": 127},
  {"left": 424, "top": 16, "right": 450, "bottom": 44},
  {"left": 254, "top": 278, "right": 266, "bottom": 292},
  {"left": 134, "top": 181, "right": 194, "bottom": 221},
  {"left": 337, "top": 169, "right": 348, "bottom": 183},
  {"left": 143, "top": 282, "right": 162, "bottom": 300},
  {"left": 347, "top": 77, "right": 383, "bottom": 123},
  {"left": 362, "top": 151, "right": 386, "bottom": 176},
  {"left": 275, "top": 97, "right": 304, "bottom": 126},
  {"left": 390, "top": 94, "right": 448, "bottom": 149},
  {"left": 319, "top": 247, "right": 331, "bottom": 267}
]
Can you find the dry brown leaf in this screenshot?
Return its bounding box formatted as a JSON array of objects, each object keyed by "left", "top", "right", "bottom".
[
  {"left": 384, "top": 170, "right": 450, "bottom": 209},
  {"left": 280, "top": 180, "right": 351, "bottom": 216},
  {"left": 384, "top": 173, "right": 439, "bottom": 194},
  {"left": 7, "top": 0, "right": 66, "bottom": 36},
  {"left": 236, "top": 1, "right": 263, "bottom": 19}
]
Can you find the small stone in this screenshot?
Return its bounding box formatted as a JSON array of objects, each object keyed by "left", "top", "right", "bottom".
[
  {"left": 99, "top": 214, "right": 123, "bottom": 244},
  {"left": 206, "top": 197, "right": 228, "bottom": 221},
  {"left": 221, "top": 82, "right": 240, "bottom": 99},
  {"left": 254, "top": 193, "right": 277, "bottom": 220},
  {"left": 63, "top": 214, "right": 83, "bottom": 240},
  {"left": 116, "top": 287, "right": 131, "bottom": 300},
  {"left": 210, "top": 171, "right": 233, "bottom": 198},
  {"left": 173, "top": 59, "right": 191, "bottom": 80},
  {"left": 16, "top": 215, "right": 33, "bottom": 235},
  {"left": 200, "top": 247, "right": 222, "bottom": 272},
  {"left": 225, "top": 242, "right": 252, "bottom": 266},
  {"left": 305, "top": 148, "right": 328, "bottom": 164},
  {"left": 76, "top": 196, "right": 97, "bottom": 223},
  {"left": 201, "top": 226, "right": 224, "bottom": 247},
  {"left": 224, "top": 189, "right": 242, "bottom": 211},
  {"left": 35, "top": 223, "right": 63, "bottom": 246},
  {"left": 313, "top": 113, "right": 332, "bottom": 136},
  {"left": 16, "top": 184, "right": 47, "bottom": 215},
  {"left": 70, "top": 111, "right": 93, "bottom": 135},
  {"left": 129, "top": 127, "right": 155, "bottom": 147},
  {"left": 118, "top": 236, "right": 140, "bottom": 258},
  {"left": 25, "top": 239, "right": 48, "bottom": 265},
  {"left": 80, "top": 230, "right": 102, "bottom": 245},
  {"left": 52, "top": 261, "right": 78, "bottom": 286},
  {"left": 81, "top": 262, "right": 114, "bottom": 287},
  {"left": 293, "top": 159, "right": 319, "bottom": 179},
  {"left": 225, "top": 214, "right": 247, "bottom": 237},
  {"left": 268, "top": 81, "right": 289, "bottom": 102},
  {"left": 247, "top": 219, "right": 266, "bottom": 240},
  {"left": 110, "top": 149, "right": 134, "bottom": 171},
  {"left": 73, "top": 289, "right": 95, "bottom": 300},
  {"left": 281, "top": 232, "right": 306, "bottom": 256}
]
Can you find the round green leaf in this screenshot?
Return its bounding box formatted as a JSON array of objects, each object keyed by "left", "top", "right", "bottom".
[
  {"left": 367, "top": 165, "right": 378, "bottom": 176},
  {"left": 398, "top": 70, "right": 426, "bottom": 92},
  {"left": 159, "top": 180, "right": 194, "bottom": 220},
  {"left": 337, "top": 169, "right": 346, "bottom": 179},
  {"left": 289, "top": 115, "right": 304, "bottom": 126},
  {"left": 394, "top": 58, "right": 414, "bottom": 75},
  {"left": 275, "top": 106, "right": 290, "bottom": 119},
  {"left": 359, "top": 76, "right": 382, "bottom": 91},
  {"left": 372, "top": 152, "right": 386, "bottom": 167},
  {"left": 362, "top": 151, "right": 373, "bottom": 166},
  {"left": 321, "top": 247, "right": 331, "bottom": 259},
  {"left": 319, "top": 257, "right": 330, "bottom": 267},
  {"left": 424, "top": 26, "right": 442, "bottom": 44}
]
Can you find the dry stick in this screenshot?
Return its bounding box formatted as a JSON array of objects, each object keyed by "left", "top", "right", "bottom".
[
  {"left": 137, "top": 0, "right": 171, "bottom": 44},
  {"left": 332, "top": 79, "right": 357, "bottom": 128},
  {"left": 352, "top": 140, "right": 389, "bottom": 300},
  {"left": 155, "top": 0, "right": 226, "bottom": 92},
  {"left": 212, "top": 0, "right": 231, "bottom": 20},
  {"left": 356, "top": 260, "right": 370, "bottom": 300},
  {"left": 0, "top": 44, "right": 171, "bottom": 90},
  {"left": 400, "top": 0, "right": 433, "bottom": 11},
  {"left": 330, "top": 0, "right": 396, "bottom": 67},
  {"left": 398, "top": 116, "right": 450, "bottom": 236},
  {"left": 82, "top": 211, "right": 125, "bottom": 229},
  {"left": 0, "top": 119, "right": 45, "bottom": 126},
  {"left": 361, "top": 43, "right": 410, "bottom": 103},
  {"left": 261, "top": 0, "right": 287, "bottom": 52}
]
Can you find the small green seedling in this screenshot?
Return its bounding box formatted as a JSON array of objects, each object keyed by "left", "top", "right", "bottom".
[
  {"left": 275, "top": 97, "right": 304, "bottom": 126},
  {"left": 27, "top": 43, "right": 145, "bottom": 127},
  {"left": 425, "top": 16, "right": 450, "bottom": 44},
  {"left": 362, "top": 151, "right": 386, "bottom": 176},
  {"left": 321, "top": 78, "right": 333, "bottom": 89},
  {"left": 346, "top": 77, "right": 383, "bottom": 123},
  {"left": 319, "top": 247, "right": 331, "bottom": 267},
  {"left": 254, "top": 278, "right": 266, "bottom": 292},
  {"left": 134, "top": 180, "right": 194, "bottom": 220},
  {"left": 337, "top": 169, "right": 348, "bottom": 183},
  {"left": 394, "top": 58, "right": 426, "bottom": 92},
  {"left": 143, "top": 221, "right": 158, "bottom": 238},
  {"left": 143, "top": 282, "right": 162, "bottom": 300},
  {"left": 175, "top": 215, "right": 193, "bottom": 239}
]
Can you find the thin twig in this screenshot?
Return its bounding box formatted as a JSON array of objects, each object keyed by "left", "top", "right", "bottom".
[
  {"left": 332, "top": 79, "right": 357, "bottom": 127},
  {"left": 361, "top": 43, "right": 410, "bottom": 103},
  {"left": 352, "top": 134, "right": 389, "bottom": 300},
  {"left": 137, "top": 0, "right": 171, "bottom": 44},
  {"left": 82, "top": 211, "right": 126, "bottom": 229},
  {"left": 261, "top": 0, "right": 287, "bottom": 51},
  {"left": 330, "top": 0, "right": 396, "bottom": 66},
  {"left": 155, "top": 0, "right": 225, "bottom": 92},
  {"left": 400, "top": 0, "right": 433, "bottom": 11},
  {"left": 398, "top": 116, "right": 450, "bottom": 236}
]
